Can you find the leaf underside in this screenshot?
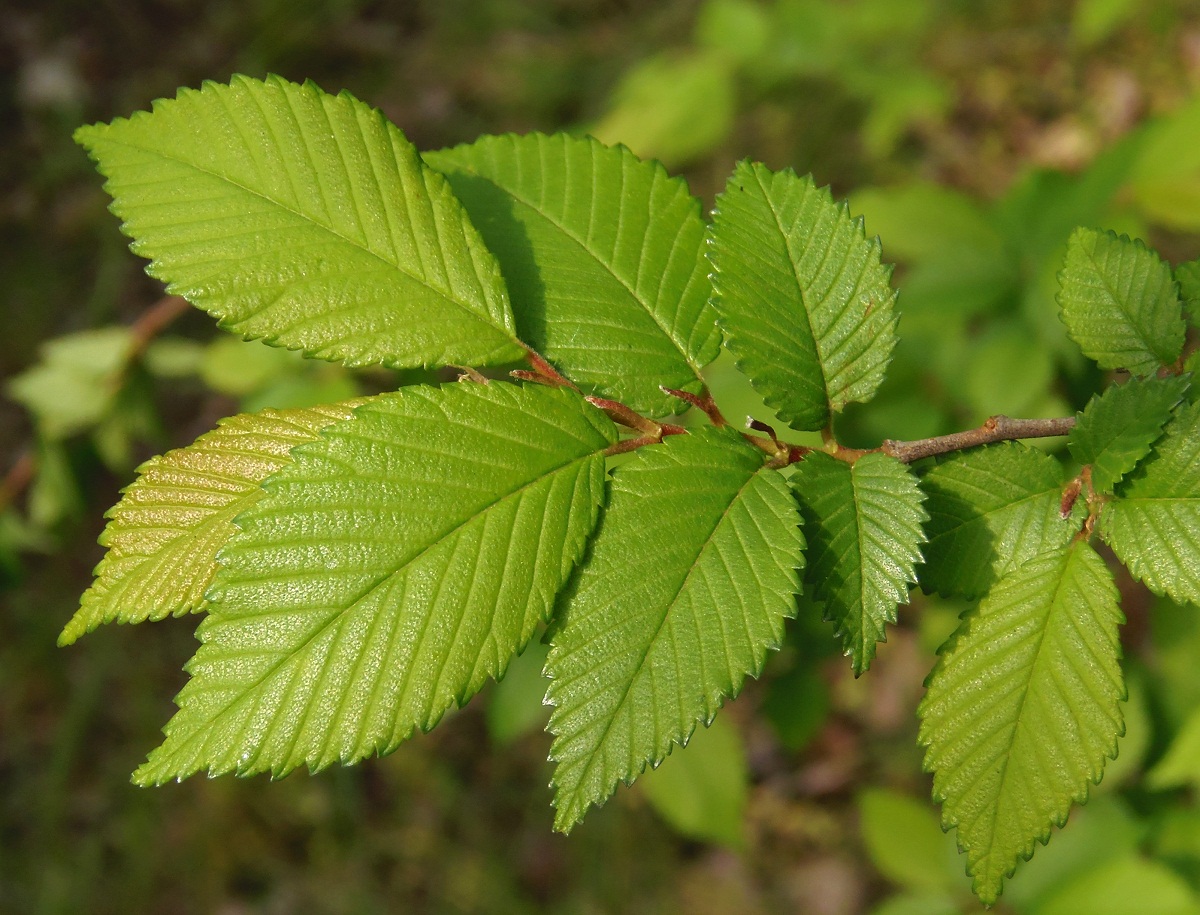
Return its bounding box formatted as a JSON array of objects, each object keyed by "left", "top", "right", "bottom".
[
  {"left": 545, "top": 428, "right": 802, "bottom": 831},
  {"left": 791, "top": 452, "right": 927, "bottom": 675},
  {"left": 919, "top": 542, "right": 1125, "bottom": 905},
  {"left": 135, "top": 382, "right": 615, "bottom": 785},
  {"left": 918, "top": 443, "right": 1080, "bottom": 600},
  {"left": 1057, "top": 228, "right": 1185, "bottom": 376},
  {"left": 1100, "top": 399, "right": 1200, "bottom": 606},
  {"left": 708, "top": 161, "right": 897, "bottom": 431},
  {"left": 1068, "top": 375, "right": 1189, "bottom": 494},
  {"left": 426, "top": 133, "right": 719, "bottom": 416},
  {"left": 76, "top": 74, "right": 523, "bottom": 371},
  {"left": 60, "top": 401, "right": 362, "bottom": 646}
]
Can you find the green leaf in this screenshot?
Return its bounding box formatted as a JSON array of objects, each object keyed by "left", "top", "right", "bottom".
[
  {"left": 1033, "top": 855, "right": 1200, "bottom": 915},
  {"left": 545, "top": 427, "right": 802, "bottom": 830},
  {"left": 709, "top": 161, "right": 898, "bottom": 431},
  {"left": 589, "top": 50, "right": 735, "bottom": 169},
  {"left": 1147, "top": 704, "right": 1200, "bottom": 791},
  {"left": 1072, "top": 0, "right": 1140, "bottom": 47},
  {"left": 791, "top": 452, "right": 926, "bottom": 674},
  {"left": 425, "top": 133, "right": 718, "bottom": 416},
  {"left": 1129, "top": 95, "right": 1200, "bottom": 232},
  {"left": 1069, "top": 375, "right": 1189, "bottom": 493},
  {"left": 60, "top": 401, "right": 361, "bottom": 647},
  {"left": 1057, "top": 228, "right": 1186, "bottom": 375},
  {"left": 134, "top": 382, "right": 615, "bottom": 784},
  {"left": 918, "top": 443, "right": 1079, "bottom": 599},
  {"left": 485, "top": 637, "right": 551, "bottom": 746},
  {"left": 638, "top": 713, "right": 748, "bottom": 848},
  {"left": 869, "top": 892, "right": 960, "bottom": 915},
  {"left": 1000, "top": 795, "right": 1143, "bottom": 911},
  {"left": 76, "top": 75, "right": 523, "bottom": 371},
  {"left": 1100, "top": 400, "right": 1200, "bottom": 606},
  {"left": 1176, "top": 258, "right": 1200, "bottom": 327},
  {"left": 918, "top": 541, "right": 1125, "bottom": 905},
  {"left": 858, "top": 788, "right": 962, "bottom": 894},
  {"left": 6, "top": 327, "right": 134, "bottom": 439}
]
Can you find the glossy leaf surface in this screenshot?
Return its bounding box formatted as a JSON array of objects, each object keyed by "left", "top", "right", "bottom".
[
  {"left": 135, "top": 382, "right": 614, "bottom": 784},
  {"left": 77, "top": 75, "right": 523, "bottom": 370}
]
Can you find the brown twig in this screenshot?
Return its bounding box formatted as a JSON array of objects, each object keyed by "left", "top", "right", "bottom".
[
  {"left": 0, "top": 450, "right": 35, "bottom": 514},
  {"left": 879, "top": 415, "right": 1076, "bottom": 464},
  {"left": 127, "top": 295, "right": 191, "bottom": 360},
  {"left": 661, "top": 386, "right": 727, "bottom": 426}
]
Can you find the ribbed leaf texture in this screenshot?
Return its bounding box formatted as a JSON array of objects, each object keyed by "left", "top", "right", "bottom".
[
  {"left": 1069, "top": 375, "right": 1189, "bottom": 494},
  {"left": 708, "top": 161, "right": 897, "bottom": 431},
  {"left": 134, "top": 382, "right": 615, "bottom": 784},
  {"left": 790, "top": 452, "right": 927, "bottom": 675},
  {"left": 1057, "top": 228, "right": 1185, "bottom": 376},
  {"left": 425, "top": 133, "right": 718, "bottom": 416},
  {"left": 918, "top": 444, "right": 1080, "bottom": 599},
  {"left": 60, "top": 402, "right": 361, "bottom": 646},
  {"left": 1176, "top": 258, "right": 1200, "bottom": 326},
  {"left": 919, "top": 542, "right": 1125, "bottom": 905},
  {"left": 1099, "top": 399, "right": 1200, "bottom": 605},
  {"left": 545, "top": 428, "right": 802, "bottom": 830},
  {"left": 76, "top": 75, "right": 523, "bottom": 370}
]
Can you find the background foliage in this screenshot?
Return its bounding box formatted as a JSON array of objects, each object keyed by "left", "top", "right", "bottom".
[{"left": 5, "top": 1, "right": 1200, "bottom": 912}]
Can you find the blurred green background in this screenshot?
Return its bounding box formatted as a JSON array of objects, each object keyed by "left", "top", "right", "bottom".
[{"left": 6, "top": 1, "right": 1200, "bottom": 912}]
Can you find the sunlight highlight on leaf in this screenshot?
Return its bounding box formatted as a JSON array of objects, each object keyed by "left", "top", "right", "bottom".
[
  {"left": 77, "top": 75, "right": 524, "bottom": 371},
  {"left": 134, "top": 383, "right": 615, "bottom": 784}
]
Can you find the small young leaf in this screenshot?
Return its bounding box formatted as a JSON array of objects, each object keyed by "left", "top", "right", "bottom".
[
  {"left": 134, "top": 383, "right": 615, "bottom": 784},
  {"left": 858, "top": 788, "right": 962, "bottom": 894},
  {"left": 1147, "top": 705, "right": 1200, "bottom": 791},
  {"left": 59, "top": 401, "right": 361, "bottom": 647},
  {"left": 1057, "top": 228, "right": 1186, "bottom": 375},
  {"left": 545, "top": 428, "right": 802, "bottom": 830},
  {"left": 637, "top": 713, "right": 748, "bottom": 848},
  {"left": 919, "top": 541, "right": 1125, "bottom": 905},
  {"left": 791, "top": 452, "right": 927, "bottom": 674},
  {"left": 6, "top": 327, "right": 134, "bottom": 439},
  {"left": 1100, "top": 400, "right": 1200, "bottom": 606},
  {"left": 426, "top": 133, "right": 718, "bottom": 416},
  {"left": 1176, "top": 258, "right": 1200, "bottom": 326},
  {"left": 1069, "top": 375, "right": 1189, "bottom": 493},
  {"left": 709, "top": 161, "right": 898, "bottom": 431},
  {"left": 918, "top": 443, "right": 1079, "bottom": 599},
  {"left": 77, "top": 75, "right": 523, "bottom": 371}
]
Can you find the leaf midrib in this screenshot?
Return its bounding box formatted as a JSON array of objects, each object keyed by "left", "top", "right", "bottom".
[
  {"left": 1084, "top": 239, "right": 1175, "bottom": 365},
  {"left": 147, "top": 445, "right": 606, "bottom": 776},
  {"left": 94, "top": 134, "right": 518, "bottom": 343},
  {"left": 560, "top": 460, "right": 762, "bottom": 814},
  {"left": 749, "top": 167, "right": 830, "bottom": 409},
  {"left": 439, "top": 155, "right": 704, "bottom": 378},
  {"left": 977, "top": 551, "right": 1070, "bottom": 883}
]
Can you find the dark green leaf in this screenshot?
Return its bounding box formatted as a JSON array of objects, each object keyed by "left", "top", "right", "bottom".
[
  {"left": 1069, "top": 375, "right": 1189, "bottom": 493},
  {"left": 917, "top": 443, "right": 1079, "bottom": 599},
  {"left": 791, "top": 452, "right": 926, "bottom": 674},
  {"left": 1100, "top": 400, "right": 1200, "bottom": 606},
  {"left": 1057, "top": 228, "right": 1185, "bottom": 375}
]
